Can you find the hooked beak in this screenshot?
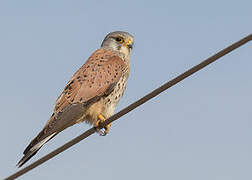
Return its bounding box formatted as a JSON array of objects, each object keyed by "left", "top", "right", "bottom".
[{"left": 124, "top": 40, "right": 133, "bottom": 50}]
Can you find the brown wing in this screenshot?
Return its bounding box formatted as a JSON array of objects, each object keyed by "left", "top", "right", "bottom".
[
  {"left": 54, "top": 49, "right": 126, "bottom": 113},
  {"left": 17, "top": 49, "right": 127, "bottom": 167}
]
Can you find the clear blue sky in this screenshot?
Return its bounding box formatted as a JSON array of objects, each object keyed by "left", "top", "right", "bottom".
[{"left": 1, "top": 1, "right": 252, "bottom": 180}]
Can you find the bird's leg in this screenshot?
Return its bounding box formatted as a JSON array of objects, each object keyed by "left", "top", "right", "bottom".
[
  {"left": 104, "top": 123, "right": 111, "bottom": 135},
  {"left": 95, "top": 114, "right": 111, "bottom": 136}
]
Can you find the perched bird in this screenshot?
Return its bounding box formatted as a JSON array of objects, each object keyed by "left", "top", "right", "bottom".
[{"left": 17, "top": 31, "right": 134, "bottom": 167}]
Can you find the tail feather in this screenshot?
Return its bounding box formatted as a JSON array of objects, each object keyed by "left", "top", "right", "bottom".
[
  {"left": 16, "top": 147, "right": 41, "bottom": 168},
  {"left": 17, "top": 132, "right": 57, "bottom": 168},
  {"left": 17, "top": 104, "right": 84, "bottom": 167}
]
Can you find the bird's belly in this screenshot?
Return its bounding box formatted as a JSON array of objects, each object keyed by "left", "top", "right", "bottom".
[
  {"left": 81, "top": 77, "right": 127, "bottom": 125},
  {"left": 103, "top": 78, "right": 127, "bottom": 118}
]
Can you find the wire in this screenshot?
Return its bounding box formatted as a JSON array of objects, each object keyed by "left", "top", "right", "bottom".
[{"left": 4, "top": 34, "right": 252, "bottom": 180}]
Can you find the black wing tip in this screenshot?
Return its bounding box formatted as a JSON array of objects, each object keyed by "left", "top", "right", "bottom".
[
  {"left": 16, "top": 150, "right": 39, "bottom": 168},
  {"left": 16, "top": 157, "right": 26, "bottom": 168}
]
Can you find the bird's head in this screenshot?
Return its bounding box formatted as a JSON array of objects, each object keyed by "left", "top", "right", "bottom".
[{"left": 101, "top": 31, "right": 134, "bottom": 56}]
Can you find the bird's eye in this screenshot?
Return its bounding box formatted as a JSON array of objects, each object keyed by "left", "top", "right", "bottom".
[{"left": 115, "top": 37, "right": 124, "bottom": 43}]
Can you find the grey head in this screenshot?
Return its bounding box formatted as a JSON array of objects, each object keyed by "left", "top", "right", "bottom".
[{"left": 101, "top": 31, "right": 134, "bottom": 55}]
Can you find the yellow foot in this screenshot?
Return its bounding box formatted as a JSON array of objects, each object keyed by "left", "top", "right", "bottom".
[{"left": 95, "top": 114, "right": 112, "bottom": 136}]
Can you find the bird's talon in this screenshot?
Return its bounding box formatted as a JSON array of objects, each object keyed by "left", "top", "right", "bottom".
[
  {"left": 95, "top": 127, "right": 104, "bottom": 136},
  {"left": 95, "top": 114, "right": 108, "bottom": 136},
  {"left": 99, "top": 131, "right": 106, "bottom": 136},
  {"left": 104, "top": 123, "right": 111, "bottom": 135}
]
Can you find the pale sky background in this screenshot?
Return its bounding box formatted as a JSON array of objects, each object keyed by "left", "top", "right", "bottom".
[{"left": 0, "top": 1, "right": 252, "bottom": 180}]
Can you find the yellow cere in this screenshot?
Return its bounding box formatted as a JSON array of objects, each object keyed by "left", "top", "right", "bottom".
[{"left": 125, "top": 40, "right": 132, "bottom": 46}]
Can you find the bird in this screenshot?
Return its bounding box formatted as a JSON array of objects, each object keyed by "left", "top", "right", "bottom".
[{"left": 17, "top": 31, "right": 134, "bottom": 167}]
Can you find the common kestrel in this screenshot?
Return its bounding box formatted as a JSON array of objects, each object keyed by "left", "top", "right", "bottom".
[{"left": 17, "top": 31, "right": 134, "bottom": 167}]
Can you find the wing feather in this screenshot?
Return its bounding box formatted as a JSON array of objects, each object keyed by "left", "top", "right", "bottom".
[
  {"left": 54, "top": 49, "right": 126, "bottom": 114},
  {"left": 18, "top": 48, "right": 128, "bottom": 167}
]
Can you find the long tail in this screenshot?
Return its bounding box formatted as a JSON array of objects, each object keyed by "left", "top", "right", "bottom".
[
  {"left": 17, "top": 103, "right": 86, "bottom": 167},
  {"left": 16, "top": 130, "right": 57, "bottom": 168}
]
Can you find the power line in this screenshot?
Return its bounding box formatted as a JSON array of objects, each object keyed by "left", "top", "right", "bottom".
[{"left": 5, "top": 34, "right": 252, "bottom": 180}]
